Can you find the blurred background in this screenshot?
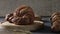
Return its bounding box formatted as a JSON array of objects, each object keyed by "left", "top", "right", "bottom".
[{"left": 0, "top": 0, "right": 60, "bottom": 17}]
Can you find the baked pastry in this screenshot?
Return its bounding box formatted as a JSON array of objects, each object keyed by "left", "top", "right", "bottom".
[
  {"left": 4, "top": 5, "right": 44, "bottom": 31},
  {"left": 51, "top": 20, "right": 60, "bottom": 31},
  {"left": 50, "top": 12, "right": 60, "bottom": 21},
  {"left": 5, "top": 5, "right": 35, "bottom": 25},
  {"left": 51, "top": 12, "right": 60, "bottom": 18},
  {"left": 51, "top": 12, "right": 60, "bottom": 32},
  {"left": 51, "top": 15, "right": 60, "bottom": 22}
]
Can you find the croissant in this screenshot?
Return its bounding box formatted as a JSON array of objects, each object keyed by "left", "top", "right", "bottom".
[
  {"left": 51, "top": 12, "right": 60, "bottom": 32},
  {"left": 5, "top": 5, "right": 35, "bottom": 25}
]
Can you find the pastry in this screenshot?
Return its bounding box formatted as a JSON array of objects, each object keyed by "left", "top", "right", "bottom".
[
  {"left": 51, "top": 12, "right": 60, "bottom": 32},
  {"left": 5, "top": 5, "right": 35, "bottom": 25}
]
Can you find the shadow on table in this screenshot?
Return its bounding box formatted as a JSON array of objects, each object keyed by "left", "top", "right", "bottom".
[
  {"left": 32, "top": 26, "right": 60, "bottom": 33},
  {"left": 31, "top": 21, "right": 60, "bottom": 33}
]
